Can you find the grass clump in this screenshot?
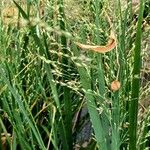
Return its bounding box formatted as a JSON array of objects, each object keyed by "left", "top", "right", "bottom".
[{"left": 0, "top": 0, "right": 150, "bottom": 150}]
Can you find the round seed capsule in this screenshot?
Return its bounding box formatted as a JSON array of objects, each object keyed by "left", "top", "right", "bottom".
[{"left": 111, "top": 80, "right": 121, "bottom": 91}]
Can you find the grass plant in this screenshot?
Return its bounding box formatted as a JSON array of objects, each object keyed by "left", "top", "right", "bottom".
[{"left": 0, "top": 0, "right": 150, "bottom": 150}]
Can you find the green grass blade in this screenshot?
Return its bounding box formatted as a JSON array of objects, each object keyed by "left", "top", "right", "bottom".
[
  {"left": 72, "top": 42, "right": 108, "bottom": 149},
  {"left": 13, "top": 1, "right": 29, "bottom": 20},
  {"left": 129, "top": 1, "right": 145, "bottom": 149},
  {"left": 0, "top": 67, "right": 46, "bottom": 150},
  {"left": 58, "top": 0, "right": 72, "bottom": 148}
]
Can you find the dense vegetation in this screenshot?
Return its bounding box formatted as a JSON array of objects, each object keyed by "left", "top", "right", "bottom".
[{"left": 0, "top": 0, "right": 150, "bottom": 150}]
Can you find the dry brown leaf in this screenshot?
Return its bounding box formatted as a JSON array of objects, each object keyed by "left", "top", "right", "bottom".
[
  {"left": 75, "top": 30, "right": 117, "bottom": 53},
  {"left": 75, "top": 37, "right": 116, "bottom": 53},
  {"left": 75, "top": 15, "right": 117, "bottom": 53}
]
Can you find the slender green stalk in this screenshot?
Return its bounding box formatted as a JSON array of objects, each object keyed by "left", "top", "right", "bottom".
[
  {"left": 58, "top": 0, "right": 72, "bottom": 149},
  {"left": 129, "top": 1, "right": 145, "bottom": 149},
  {"left": 94, "top": 1, "right": 111, "bottom": 149},
  {"left": 78, "top": 66, "right": 108, "bottom": 150},
  {"left": 110, "top": 0, "right": 126, "bottom": 149},
  {"left": 72, "top": 41, "right": 107, "bottom": 149}
]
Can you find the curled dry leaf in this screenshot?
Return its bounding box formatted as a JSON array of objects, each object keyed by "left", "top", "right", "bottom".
[
  {"left": 75, "top": 37, "right": 116, "bottom": 53},
  {"left": 111, "top": 80, "right": 121, "bottom": 91}
]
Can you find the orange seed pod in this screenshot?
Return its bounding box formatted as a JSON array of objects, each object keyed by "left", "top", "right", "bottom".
[{"left": 111, "top": 80, "right": 121, "bottom": 91}]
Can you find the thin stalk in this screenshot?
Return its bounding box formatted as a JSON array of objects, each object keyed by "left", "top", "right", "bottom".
[
  {"left": 72, "top": 42, "right": 107, "bottom": 149},
  {"left": 78, "top": 66, "right": 107, "bottom": 150},
  {"left": 58, "top": 0, "right": 72, "bottom": 149},
  {"left": 129, "top": 0, "right": 145, "bottom": 149},
  {"left": 94, "top": 0, "right": 111, "bottom": 149},
  {"left": 111, "top": 0, "right": 126, "bottom": 149},
  {"left": 119, "top": 4, "right": 130, "bottom": 150},
  {"left": 19, "top": 33, "right": 29, "bottom": 95}
]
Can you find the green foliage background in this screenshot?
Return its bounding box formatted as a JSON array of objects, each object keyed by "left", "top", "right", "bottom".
[{"left": 0, "top": 0, "right": 150, "bottom": 150}]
